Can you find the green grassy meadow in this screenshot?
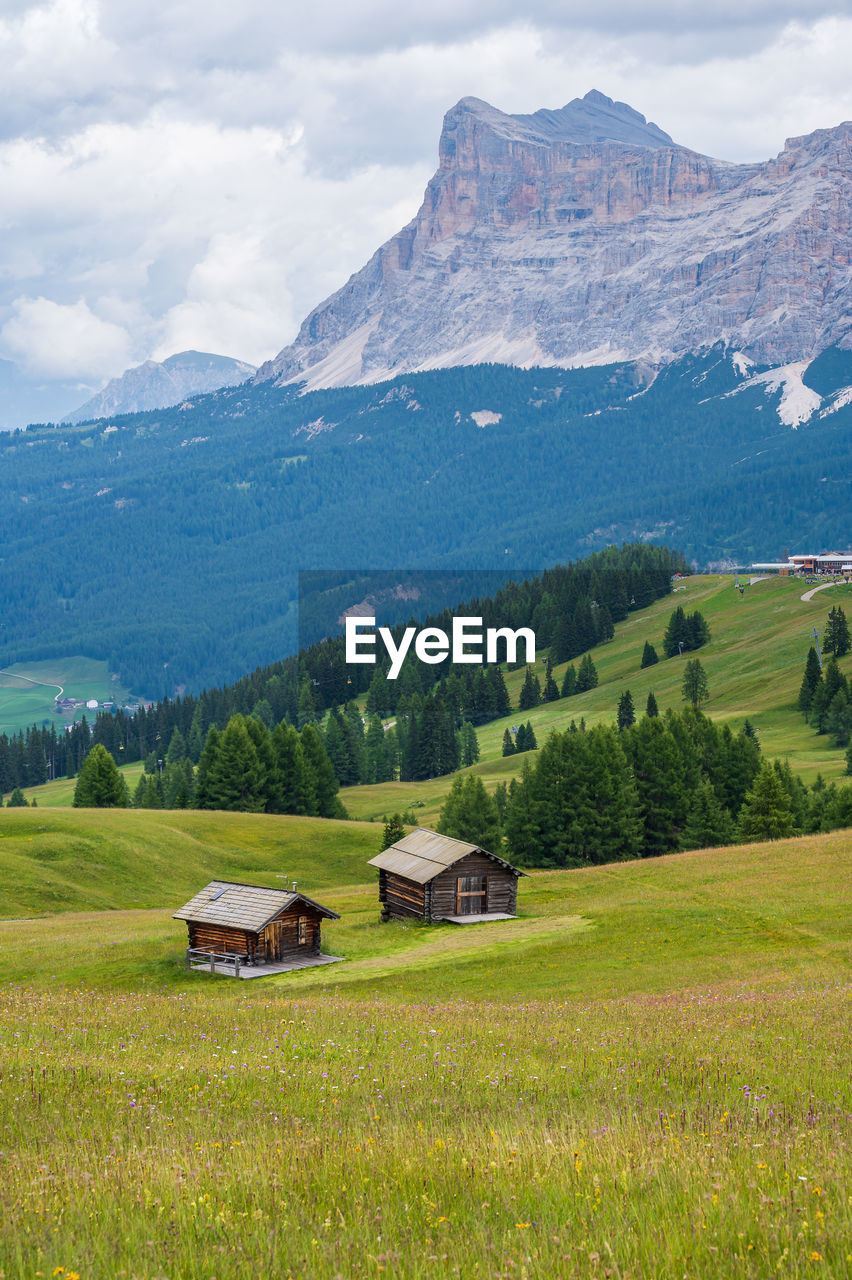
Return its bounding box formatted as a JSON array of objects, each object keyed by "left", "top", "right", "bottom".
[
  {"left": 0, "top": 805, "right": 850, "bottom": 1277},
  {"left": 344, "top": 575, "right": 852, "bottom": 823},
  {"left": 0, "top": 655, "right": 130, "bottom": 735}
]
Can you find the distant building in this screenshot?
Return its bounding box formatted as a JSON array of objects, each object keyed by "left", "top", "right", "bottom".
[
  {"left": 752, "top": 551, "right": 852, "bottom": 577},
  {"left": 368, "top": 827, "right": 526, "bottom": 924},
  {"left": 85, "top": 698, "right": 99, "bottom": 710}
]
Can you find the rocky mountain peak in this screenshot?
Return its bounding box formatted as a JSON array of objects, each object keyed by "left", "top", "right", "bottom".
[{"left": 255, "top": 94, "right": 852, "bottom": 391}]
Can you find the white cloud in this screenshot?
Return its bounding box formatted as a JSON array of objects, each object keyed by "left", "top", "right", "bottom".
[
  {"left": 0, "top": 0, "right": 852, "bottom": 424},
  {"left": 0, "top": 296, "right": 132, "bottom": 379}
]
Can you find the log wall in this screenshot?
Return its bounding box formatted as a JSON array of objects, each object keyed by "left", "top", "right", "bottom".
[
  {"left": 187, "top": 922, "right": 254, "bottom": 955},
  {"left": 381, "top": 869, "right": 427, "bottom": 921}
]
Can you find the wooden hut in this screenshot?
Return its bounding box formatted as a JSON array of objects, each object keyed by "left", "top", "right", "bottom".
[
  {"left": 173, "top": 881, "right": 339, "bottom": 971},
  {"left": 368, "top": 828, "right": 526, "bottom": 924}
]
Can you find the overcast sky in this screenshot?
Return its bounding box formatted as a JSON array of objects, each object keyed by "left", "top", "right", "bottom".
[{"left": 1, "top": 0, "right": 852, "bottom": 419}]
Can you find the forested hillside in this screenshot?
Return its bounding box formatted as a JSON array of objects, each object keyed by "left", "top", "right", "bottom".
[{"left": 2, "top": 349, "right": 852, "bottom": 693}]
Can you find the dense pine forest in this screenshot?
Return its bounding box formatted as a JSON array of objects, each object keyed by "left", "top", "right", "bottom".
[
  {"left": 2, "top": 348, "right": 852, "bottom": 693},
  {"left": 0, "top": 544, "right": 681, "bottom": 791}
]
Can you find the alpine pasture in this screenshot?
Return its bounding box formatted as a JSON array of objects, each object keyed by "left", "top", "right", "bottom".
[{"left": 0, "top": 804, "right": 850, "bottom": 1279}]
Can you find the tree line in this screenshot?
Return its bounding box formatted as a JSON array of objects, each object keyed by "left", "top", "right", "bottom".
[
  {"left": 0, "top": 542, "right": 683, "bottom": 796},
  {"left": 428, "top": 706, "right": 852, "bottom": 866}
]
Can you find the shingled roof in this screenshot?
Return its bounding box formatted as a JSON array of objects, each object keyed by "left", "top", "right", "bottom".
[
  {"left": 368, "top": 828, "right": 526, "bottom": 885},
  {"left": 173, "top": 881, "right": 340, "bottom": 932}
]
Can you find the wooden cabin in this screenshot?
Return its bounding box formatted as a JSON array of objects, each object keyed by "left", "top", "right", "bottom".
[
  {"left": 173, "top": 881, "right": 339, "bottom": 967},
  {"left": 368, "top": 828, "right": 526, "bottom": 924}
]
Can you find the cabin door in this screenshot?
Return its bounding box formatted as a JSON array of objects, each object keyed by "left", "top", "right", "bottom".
[
  {"left": 456, "top": 875, "right": 487, "bottom": 915},
  {"left": 267, "top": 921, "right": 283, "bottom": 961}
]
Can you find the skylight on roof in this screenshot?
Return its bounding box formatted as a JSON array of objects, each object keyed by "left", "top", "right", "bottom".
[{"left": 209, "top": 887, "right": 229, "bottom": 901}]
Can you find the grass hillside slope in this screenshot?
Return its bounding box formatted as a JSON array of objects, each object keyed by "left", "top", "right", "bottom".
[{"left": 344, "top": 574, "right": 852, "bottom": 823}]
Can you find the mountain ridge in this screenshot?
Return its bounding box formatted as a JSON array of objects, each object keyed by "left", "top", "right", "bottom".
[
  {"left": 255, "top": 91, "right": 852, "bottom": 391},
  {"left": 64, "top": 349, "right": 256, "bottom": 424}
]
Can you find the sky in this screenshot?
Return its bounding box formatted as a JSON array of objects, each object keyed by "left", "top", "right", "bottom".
[{"left": 1, "top": 0, "right": 852, "bottom": 424}]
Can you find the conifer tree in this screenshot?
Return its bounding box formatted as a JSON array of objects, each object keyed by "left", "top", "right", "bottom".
[
  {"left": 487, "top": 666, "right": 512, "bottom": 718},
  {"left": 165, "top": 726, "right": 187, "bottom": 764},
  {"left": 203, "top": 716, "right": 264, "bottom": 812},
  {"left": 6, "top": 787, "right": 27, "bottom": 807},
  {"left": 681, "top": 658, "right": 709, "bottom": 708},
  {"left": 437, "top": 775, "right": 501, "bottom": 852},
  {"left": 623, "top": 715, "right": 688, "bottom": 856},
  {"left": 72, "top": 744, "right": 129, "bottom": 808},
  {"left": 380, "top": 813, "right": 406, "bottom": 850},
  {"left": 501, "top": 727, "right": 516, "bottom": 757},
  {"left": 645, "top": 691, "right": 659, "bottom": 718},
  {"left": 301, "top": 724, "right": 347, "bottom": 818},
  {"left": 245, "top": 715, "right": 282, "bottom": 810},
  {"left": 576, "top": 654, "right": 598, "bottom": 692},
  {"left": 457, "top": 720, "right": 480, "bottom": 767},
  {"left": 797, "top": 647, "right": 822, "bottom": 719},
  {"left": 640, "top": 641, "right": 659, "bottom": 668},
  {"left": 736, "top": 761, "right": 795, "bottom": 841},
  {"left": 518, "top": 667, "right": 542, "bottom": 711},
  {"left": 824, "top": 605, "right": 851, "bottom": 658},
  {"left": 193, "top": 725, "right": 221, "bottom": 809},
  {"left": 826, "top": 689, "right": 852, "bottom": 748},
  {"left": 679, "top": 779, "right": 733, "bottom": 850},
  {"left": 543, "top": 667, "right": 560, "bottom": 703},
  {"left": 272, "top": 722, "right": 315, "bottom": 814},
  {"left": 617, "top": 690, "right": 635, "bottom": 731},
  {"left": 561, "top": 664, "right": 578, "bottom": 697}
]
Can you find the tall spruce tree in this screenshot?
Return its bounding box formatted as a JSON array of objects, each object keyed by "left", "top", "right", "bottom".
[
  {"left": 681, "top": 658, "right": 709, "bottom": 709},
  {"left": 501, "top": 727, "right": 516, "bottom": 757},
  {"left": 518, "top": 667, "right": 542, "bottom": 711},
  {"left": 798, "top": 647, "right": 823, "bottom": 719},
  {"left": 617, "top": 690, "right": 636, "bottom": 731},
  {"left": 640, "top": 641, "right": 659, "bottom": 668},
  {"left": 824, "top": 606, "right": 851, "bottom": 658},
  {"left": 679, "top": 779, "right": 734, "bottom": 850},
  {"left": 72, "top": 744, "right": 129, "bottom": 808},
  {"left": 645, "top": 691, "right": 659, "bottom": 718},
  {"left": 202, "top": 716, "right": 265, "bottom": 812},
  {"left": 561, "top": 664, "right": 578, "bottom": 697},
  {"left": 543, "top": 666, "right": 560, "bottom": 703},
  {"left": 736, "top": 761, "right": 795, "bottom": 842},
  {"left": 301, "top": 724, "right": 346, "bottom": 818},
  {"left": 437, "top": 775, "right": 501, "bottom": 852},
  {"left": 576, "top": 654, "right": 598, "bottom": 692},
  {"left": 381, "top": 813, "right": 406, "bottom": 850}
]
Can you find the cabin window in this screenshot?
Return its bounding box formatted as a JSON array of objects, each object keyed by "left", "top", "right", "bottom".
[
  {"left": 456, "top": 875, "right": 487, "bottom": 915},
  {"left": 298, "top": 916, "right": 308, "bottom": 945}
]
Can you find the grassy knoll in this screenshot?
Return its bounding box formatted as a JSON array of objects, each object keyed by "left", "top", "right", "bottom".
[
  {"left": 0, "top": 654, "right": 130, "bottom": 735},
  {"left": 0, "top": 825, "right": 850, "bottom": 1277},
  {"left": 343, "top": 575, "right": 852, "bottom": 823},
  {"left": 4, "top": 759, "right": 145, "bottom": 808},
  {"left": 0, "top": 807, "right": 379, "bottom": 918}
]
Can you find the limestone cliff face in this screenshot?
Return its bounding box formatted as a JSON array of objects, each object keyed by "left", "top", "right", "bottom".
[{"left": 256, "top": 91, "right": 852, "bottom": 389}]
